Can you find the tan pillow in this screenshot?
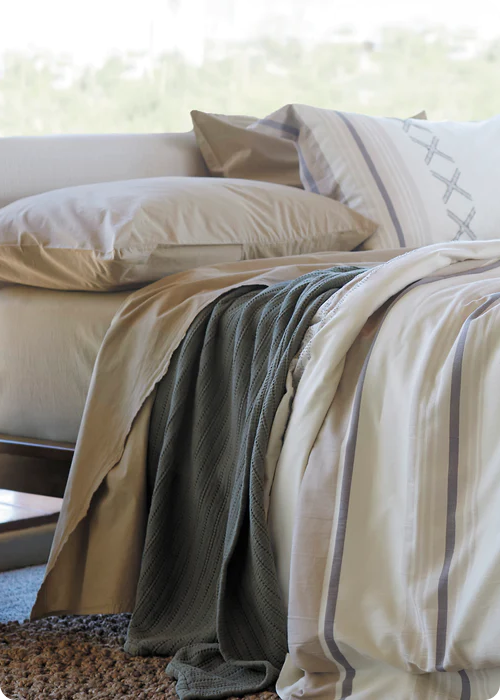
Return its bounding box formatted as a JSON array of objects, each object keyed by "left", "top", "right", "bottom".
[
  {"left": 191, "top": 110, "right": 303, "bottom": 188},
  {"left": 0, "top": 176, "right": 377, "bottom": 291},
  {"left": 191, "top": 110, "right": 427, "bottom": 190}
]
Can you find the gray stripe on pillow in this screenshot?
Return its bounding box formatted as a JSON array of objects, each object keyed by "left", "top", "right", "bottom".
[
  {"left": 252, "top": 117, "right": 321, "bottom": 193},
  {"left": 253, "top": 118, "right": 300, "bottom": 137},
  {"left": 253, "top": 112, "right": 347, "bottom": 202},
  {"left": 296, "top": 146, "right": 320, "bottom": 194},
  {"left": 300, "top": 124, "right": 345, "bottom": 201},
  {"left": 335, "top": 111, "right": 406, "bottom": 247}
]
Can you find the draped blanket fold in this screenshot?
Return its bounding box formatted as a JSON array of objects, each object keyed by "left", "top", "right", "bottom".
[{"left": 125, "top": 267, "right": 364, "bottom": 700}]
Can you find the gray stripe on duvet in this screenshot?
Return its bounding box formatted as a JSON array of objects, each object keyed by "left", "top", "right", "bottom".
[
  {"left": 323, "top": 259, "right": 500, "bottom": 698},
  {"left": 435, "top": 292, "right": 500, "bottom": 673},
  {"left": 411, "top": 259, "right": 500, "bottom": 289},
  {"left": 460, "top": 669, "right": 471, "bottom": 700},
  {"left": 323, "top": 328, "right": 377, "bottom": 698}
]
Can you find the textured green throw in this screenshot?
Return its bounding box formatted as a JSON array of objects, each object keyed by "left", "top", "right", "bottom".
[{"left": 125, "top": 266, "right": 365, "bottom": 699}]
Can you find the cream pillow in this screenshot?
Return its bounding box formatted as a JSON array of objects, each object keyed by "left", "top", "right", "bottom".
[
  {"left": 253, "top": 104, "right": 500, "bottom": 249},
  {"left": 0, "top": 176, "right": 377, "bottom": 291},
  {"left": 191, "top": 110, "right": 427, "bottom": 191}
]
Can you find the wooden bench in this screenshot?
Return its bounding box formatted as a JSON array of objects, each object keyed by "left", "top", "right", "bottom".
[
  {"left": 0, "top": 436, "right": 72, "bottom": 571},
  {"left": 0, "top": 434, "right": 74, "bottom": 498},
  {"left": 0, "top": 489, "right": 62, "bottom": 534},
  {"left": 0, "top": 489, "right": 63, "bottom": 572}
]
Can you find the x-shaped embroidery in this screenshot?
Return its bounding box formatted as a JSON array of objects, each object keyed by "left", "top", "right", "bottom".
[
  {"left": 411, "top": 136, "right": 454, "bottom": 165},
  {"left": 448, "top": 207, "right": 477, "bottom": 240},
  {"left": 432, "top": 168, "right": 472, "bottom": 203},
  {"left": 396, "top": 118, "right": 432, "bottom": 133}
]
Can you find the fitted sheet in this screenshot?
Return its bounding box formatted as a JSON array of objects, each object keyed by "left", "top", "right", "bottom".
[{"left": 0, "top": 286, "right": 131, "bottom": 443}]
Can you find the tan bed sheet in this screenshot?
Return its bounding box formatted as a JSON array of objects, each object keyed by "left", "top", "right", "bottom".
[
  {"left": 0, "top": 286, "right": 131, "bottom": 443},
  {"left": 31, "top": 249, "right": 407, "bottom": 619}
]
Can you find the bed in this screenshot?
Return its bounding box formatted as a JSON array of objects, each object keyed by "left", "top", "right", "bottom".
[
  {"left": 3, "top": 106, "right": 500, "bottom": 700},
  {"left": 0, "top": 131, "right": 208, "bottom": 447},
  {"left": 0, "top": 129, "right": 374, "bottom": 446}
]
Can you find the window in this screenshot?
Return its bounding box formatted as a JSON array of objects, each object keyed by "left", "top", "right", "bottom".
[{"left": 1, "top": 0, "right": 498, "bottom": 136}]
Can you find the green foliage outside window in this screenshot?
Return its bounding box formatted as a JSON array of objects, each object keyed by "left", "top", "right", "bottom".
[{"left": 0, "top": 26, "right": 498, "bottom": 136}]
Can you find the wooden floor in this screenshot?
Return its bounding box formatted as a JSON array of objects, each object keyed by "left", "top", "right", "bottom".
[{"left": 0, "top": 489, "right": 62, "bottom": 534}]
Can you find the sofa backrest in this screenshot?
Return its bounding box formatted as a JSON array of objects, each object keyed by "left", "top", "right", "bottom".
[{"left": 0, "top": 131, "right": 209, "bottom": 208}]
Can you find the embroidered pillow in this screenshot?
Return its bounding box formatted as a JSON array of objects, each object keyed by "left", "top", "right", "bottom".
[{"left": 253, "top": 104, "right": 500, "bottom": 249}]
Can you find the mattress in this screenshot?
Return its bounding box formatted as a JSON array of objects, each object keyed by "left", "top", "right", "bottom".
[{"left": 0, "top": 285, "right": 131, "bottom": 443}]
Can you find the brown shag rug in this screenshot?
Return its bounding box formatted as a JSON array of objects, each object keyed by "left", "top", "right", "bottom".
[{"left": 0, "top": 614, "right": 280, "bottom": 700}]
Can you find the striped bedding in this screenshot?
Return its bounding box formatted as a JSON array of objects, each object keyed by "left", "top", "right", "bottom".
[
  {"left": 274, "top": 241, "right": 500, "bottom": 700},
  {"left": 32, "top": 241, "right": 500, "bottom": 700}
]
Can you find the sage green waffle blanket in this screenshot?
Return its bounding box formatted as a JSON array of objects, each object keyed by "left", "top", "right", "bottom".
[{"left": 125, "top": 266, "right": 364, "bottom": 699}]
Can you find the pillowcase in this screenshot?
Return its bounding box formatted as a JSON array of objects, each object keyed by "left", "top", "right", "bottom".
[
  {"left": 0, "top": 176, "right": 377, "bottom": 291},
  {"left": 191, "top": 110, "right": 303, "bottom": 188},
  {"left": 191, "top": 109, "right": 427, "bottom": 191},
  {"left": 252, "top": 104, "right": 500, "bottom": 249}
]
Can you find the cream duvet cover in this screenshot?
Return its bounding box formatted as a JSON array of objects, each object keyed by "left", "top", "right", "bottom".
[{"left": 32, "top": 242, "right": 500, "bottom": 700}]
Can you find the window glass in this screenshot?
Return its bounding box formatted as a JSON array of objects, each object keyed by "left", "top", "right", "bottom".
[{"left": 0, "top": 0, "right": 498, "bottom": 136}]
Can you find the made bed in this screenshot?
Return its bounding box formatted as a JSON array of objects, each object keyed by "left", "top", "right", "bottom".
[
  {"left": 2, "top": 105, "right": 500, "bottom": 700},
  {"left": 0, "top": 131, "right": 208, "bottom": 446}
]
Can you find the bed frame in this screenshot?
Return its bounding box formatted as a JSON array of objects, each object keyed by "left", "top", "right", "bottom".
[{"left": 0, "top": 436, "right": 74, "bottom": 497}]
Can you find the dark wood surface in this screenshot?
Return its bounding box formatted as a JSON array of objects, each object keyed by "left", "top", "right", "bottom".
[
  {"left": 0, "top": 488, "right": 63, "bottom": 534},
  {"left": 0, "top": 434, "right": 75, "bottom": 460},
  {"left": 0, "top": 435, "right": 75, "bottom": 498}
]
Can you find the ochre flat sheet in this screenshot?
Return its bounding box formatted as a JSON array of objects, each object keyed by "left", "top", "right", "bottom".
[{"left": 32, "top": 249, "right": 402, "bottom": 618}]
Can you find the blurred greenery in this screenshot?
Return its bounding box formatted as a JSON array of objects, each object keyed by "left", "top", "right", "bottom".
[{"left": 0, "top": 25, "right": 498, "bottom": 136}]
